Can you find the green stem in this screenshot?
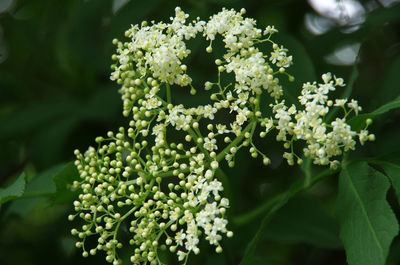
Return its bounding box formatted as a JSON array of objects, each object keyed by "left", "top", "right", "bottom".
[
  {"left": 127, "top": 122, "right": 256, "bottom": 181},
  {"left": 302, "top": 157, "right": 312, "bottom": 188},
  {"left": 110, "top": 179, "right": 157, "bottom": 259},
  {"left": 155, "top": 217, "right": 179, "bottom": 241},
  {"left": 166, "top": 83, "right": 171, "bottom": 104},
  {"left": 216, "top": 121, "right": 255, "bottom": 162},
  {"left": 232, "top": 167, "right": 339, "bottom": 226},
  {"left": 119, "top": 178, "right": 156, "bottom": 224},
  {"left": 187, "top": 127, "right": 212, "bottom": 162}
]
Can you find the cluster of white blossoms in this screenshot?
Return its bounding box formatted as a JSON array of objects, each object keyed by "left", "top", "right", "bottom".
[
  {"left": 273, "top": 72, "right": 374, "bottom": 168},
  {"left": 70, "top": 7, "right": 373, "bottom": 265}
]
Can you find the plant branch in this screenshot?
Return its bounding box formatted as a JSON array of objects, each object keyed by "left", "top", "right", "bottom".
[{"left": 232, "top": 167, "right": 339, "bottom": 226}]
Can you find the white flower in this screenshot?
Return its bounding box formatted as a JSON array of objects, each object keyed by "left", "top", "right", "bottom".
[
  {"left": 204, "top": 137, "right": 218, "bottom": 151},
  {"left": 334, "top": 99, "right": 347, "bottom": 107},
  {"left": 237, "top": 92, "right": 249, "bottom": 105},
  {"left": 264, "top": 25, "right": 278, "bottom": 35},
  {"left": 322, "top": 72, "right": 332, "bottom": 83},
  {"left": 216, "top": 124, "right": 229, "bottom": 134},
  {"left": 175, "top": 230, "right": 186, "bottom": 246},
  {"left": 236, "top": 107, "right": 251, "bottom": 125},
  {"left": 347, "top": 99, "right": 362, "bottom": 115},
  {"left": 177, "top": 250, "right": 186, "bottom": 261},
  {"left": 208, "top": 179, "right": 223, "bottom": 196},
  {"left": 167, "top": 106, "right": 192, "bottom": 130},
  {"left": 358, "top": 130, "right": 369, "bottom": 145},
  {"left": 204, "top": 105, "right": 217, "bottom": 119},
  {"left": 145, "top": 97, "right": 161, "bottom": 109},
  {"left": 220, "top": 198, "right": 229, "bottom": 207}
]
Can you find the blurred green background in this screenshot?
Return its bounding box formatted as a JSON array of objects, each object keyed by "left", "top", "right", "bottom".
[{"left": 1, "top": 0, "right": 400, "bottom": 264}]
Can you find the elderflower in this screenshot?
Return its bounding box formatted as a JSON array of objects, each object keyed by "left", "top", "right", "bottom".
[{"left": 70, "top": 7, "right": 373, "bottom": 265}]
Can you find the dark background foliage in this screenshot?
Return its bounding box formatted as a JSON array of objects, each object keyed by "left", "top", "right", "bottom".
[{"left": 0, "top": 0, "right": 400, "bottom": 264}]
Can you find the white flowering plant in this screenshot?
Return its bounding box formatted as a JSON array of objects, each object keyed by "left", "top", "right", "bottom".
[
  {"left": 65, "top": 7, "right": 388, "bottom": 265},
  {"left": 2, "top": 4, "right": 400, "bottom": 265}
]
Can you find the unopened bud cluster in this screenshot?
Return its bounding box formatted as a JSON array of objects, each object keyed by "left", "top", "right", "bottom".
[{"left": 70, "top": 7, "right": 373, "bottom": 265}]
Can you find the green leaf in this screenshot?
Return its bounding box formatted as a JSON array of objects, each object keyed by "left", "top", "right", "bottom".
[
  {"left": 67, "top": 0, "right": 112, "bottom": 73},
  {"left": 369, "top": 151, "right": 400, "bottom": 204},
  {"left": 371, "top": 95, "right": 400, "bottom": 116},
  {"left": 237, "top": 167, "right": 338, "bottom": 265},
  {"left": 250, "top": 256, "right": 288, "bottom": 265},
  {"left": 31, "top": 117, "right": 79, "bottom": 169},
  {"left": 3, "top": 162, "right": 78, "bottom": 217},
  {"left": 59, "top": 236, "right": 77, "bottom": 258},
  {"left": 349, "top": 95, "right": 400, "bottom": 131},
  {"left": 239, "top": 187, "right": 292, "bottom": 265},
  {"left": 335, "top": 161, "right": 399, "bottom": 265},
  {"left": 23, "top": 164, "right": 61, "bottom": 198},
  {"left": 52, "top": 161, "right": 80, "bottom": 204},
  {"left": 380, "top": 162, "right": 400, "bottom": 204},
  {"left": 233, "top": 168, "right": 337, "bottom": 226},
  {"left": 0, "top": 99, "right": 80, "bottom": 139},
  {"left": 0, "top": 173, "right": 27, "bottom": 205},
  {"left": 5, "top": 161, "right": 79, "bottom": 210},
  {"left": 374, "top": 55, "right": 400, "bottom": 110},
  {"left": 5, "top": 197, "right": 47, "bottom": 217},
  {"left": 263, "top": 195, "right": 342, "bottom": 249},
  {"left": 204, "top": 254, "right": 227, "bottom": 265}
]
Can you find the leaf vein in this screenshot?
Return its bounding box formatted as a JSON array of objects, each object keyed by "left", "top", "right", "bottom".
[{"left": 343, "top": 166, "right": 385, "bottom": 262}]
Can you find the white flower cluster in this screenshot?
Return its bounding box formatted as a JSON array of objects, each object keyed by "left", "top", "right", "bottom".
[
  {"left": 71, "top": 129, "right": 231, "bottom": 265},
  {"left": 272, "top": 73, "right": 374, "bottom": 168},
  {"left": 71, "top": 7, "right": 373, "bottom": 265},
  {"left": 112, "top": 7, "right": 204, "bottom": 87}
]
